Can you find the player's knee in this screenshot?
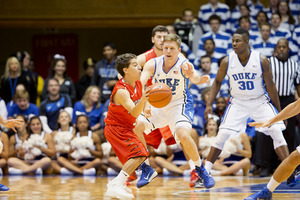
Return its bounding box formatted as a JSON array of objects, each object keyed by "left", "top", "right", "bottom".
[
  {"left": 175, "top": 128, "right": 190, "bottom": 143},
  {"left": 269, "top": 128, "right": 287, "bottom": 149},
  {"left": 212, "top": 129, "right": 232, "bottom": 150}
]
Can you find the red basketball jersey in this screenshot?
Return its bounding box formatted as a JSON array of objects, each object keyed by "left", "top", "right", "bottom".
[
  {"left": 105, "top": 79, "right": 142, "bottom": 129},
  {"left": 144, "top": 48, "right": 157, "bottom": 62}
]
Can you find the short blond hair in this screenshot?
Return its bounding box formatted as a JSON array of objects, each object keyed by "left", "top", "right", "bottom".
[{"left": 163, "top": 34, "right": 181, "bottom": 48}]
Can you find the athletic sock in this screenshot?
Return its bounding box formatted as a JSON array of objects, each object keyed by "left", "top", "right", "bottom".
[
  {"left": 189, "top": 159, "right": 195, "bottom": 170},
  {"left": 114, "top": 170, "right": 129, "bottom": 185},
  {"left": 205, "top": 161, "right": 213, "bottom": 173},
  {"left": 144, "top": 158, "right": 150, "bottom": 165},
  {"left": 267, "top": 177, "right": 280, "bottom": 192},
  {"left": 193, "top": 159, "right": 201, "bottom": 168}
]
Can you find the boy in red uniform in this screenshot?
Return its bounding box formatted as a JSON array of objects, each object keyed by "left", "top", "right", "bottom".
[{"left": 104, "top": 53, "right": 155, "bottom": 199}]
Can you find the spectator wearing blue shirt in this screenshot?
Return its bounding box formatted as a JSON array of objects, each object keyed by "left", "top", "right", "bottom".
[
  {"left": 8, "top": 90, "right": 38, "bottom": 119},
  {"left": 197, "top": 15, "right": 232, "bottom": 61},
  {"left": 72, "top": 86, "right": 103, "bottom": 131},
  {"left": 238, "top": 16, "right": 260, "bottom": 48},
  {"left": 247, "top": 0, "right": 264, "bottom": 20},
  {"left": 253, "top": 22, "right": 277, "bottom": 58},
  {"left": 198, "top": 0, "right": 231, "bottom": 33}
]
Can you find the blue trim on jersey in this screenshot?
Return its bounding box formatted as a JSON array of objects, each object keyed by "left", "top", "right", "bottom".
[
  {"left": 153, "top": 58, "right": 157, "bottom": 77},
  {"left": 162, "top": 57, "right": 179, "bottom": 74},
  {"left": 183, "top": 91, "right": 194, "bottom": 122},
  {"left": 226, "top": 54, "right": 229, "bottom": 74}
]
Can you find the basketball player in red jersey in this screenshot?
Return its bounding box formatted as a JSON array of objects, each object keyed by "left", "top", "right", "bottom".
[{"left": 104, "top": 53, "right": 155, "bottom": 199}]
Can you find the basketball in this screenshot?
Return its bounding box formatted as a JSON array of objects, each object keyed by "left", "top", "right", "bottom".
[{"left": 147, "top": 83, "right": 172, "bottom": 108}]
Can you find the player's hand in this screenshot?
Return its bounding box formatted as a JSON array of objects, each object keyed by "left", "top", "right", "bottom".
[
  {"left": 199, "top": 75, "right": 210, "bottom": 85},
  {"left": 248, "top": 120, "right": 272, "bottom": 128},
  {"left": 180, "top": 62, "right": 194, "bottom": 78},
  {"left": 141, "top": 88, "right": 150, "bottom": 103},
  {"left": 2, "top": 119, "right": 24, "bottom": 132},
  {"left": 204, "top": 105, "right": 213, "bottom": 121}
]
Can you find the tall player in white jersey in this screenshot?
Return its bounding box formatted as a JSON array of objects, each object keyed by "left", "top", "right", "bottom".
[
  {"left": 204, "top": 27, "right": 290, "bottom": 183},
  {"left": 137, "top": 34, "right": 215, "bottom": 189}
]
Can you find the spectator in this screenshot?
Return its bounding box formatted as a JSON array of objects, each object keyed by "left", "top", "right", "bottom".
[
  {"left": 8, "top": 90, "right": 39, "bottom": 119},
  {"left": 174, "top": 8, "right": 198, "bottom": 47},
  {"left": 277, "top": 1, "right": 296, "bottom": 32},
  {"left": 237, "top": 16, "right": 260, "bottom": 48},
  {"left": 254, "top": 10, "right": 269, "bottom": 31},
  {"left": 72, "top": 86, "right": 103, "bottom": 132},
  {"left": 194, "top": 39, "right": 219, "bottom": 73},
  {"left": 230, "top": 0, "right": 248, "bottom": 31},
  {"left": 197, "top": 15, "right": 232, "bottom": 59},
  {"left": 57, "top": 115, "right": 102, "bottom": 176},
  {"left": 14, "top": 51, "right": 39, "bottom": 104},
  {"left": 41, "top": 54, "right": 76, "bottom": 103},
  {"left": 50, "top": 111, "right": 74, "bottom": 174},
  {"left": 264, "top": 0, "right": 279, "bottom": 20},
  {"left": 0, "top": 57, "right": 26, "bottom": 104},
  {"left": 91, "top": 42, "right": 118, "bottom": 104},
  {"left": 213, "top": 97, "right": 227, "bottom": 119},
  {"left": 8, "top": 116, "right": 55, "bottom": 176},
  {"left": 9, "top": 115, "right": 27, "bottom": 158},
  {"left": 292, "top": 25, "right": 300, "bottom": 65},
  {"left": 252, "top": 22, "right": 277, "bottom": 58},
  {"left": 289, "top": 0, "right": 300, "bottom": 20},
  {"left": 75, "top": 57, "right": 95, "bottom": 100},
  {"left": 198, "top": 0, "right": 231, "bottom": 33},
  {"left": 39, "top": 78, "right": 73, "bottom": 133},
  {"left": 247, "top": 0, "right": 264, "bottom": 20}
]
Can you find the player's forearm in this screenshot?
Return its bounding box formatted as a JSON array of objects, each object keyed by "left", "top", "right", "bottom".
[
  {"left": 269, "top": 98, "right": 300, "bottom": 124},
  {"left": 130, "top": 99, "right": 147, "bottom": 118},
  {"left": 207, "top": 81, "right": 222, "bottom": 106}
]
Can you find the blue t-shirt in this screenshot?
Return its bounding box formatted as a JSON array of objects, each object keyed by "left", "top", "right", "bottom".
[
  {"left": 8, "top": 103, "right": 39, "bottom": 119},
  {"left": 72, "top": 101, "right": 103, "bottom": 127}
]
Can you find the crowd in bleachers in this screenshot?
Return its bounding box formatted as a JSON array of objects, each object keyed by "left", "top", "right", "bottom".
[{"left": 0, "top": 0, "right": 299, "bottom": 183}]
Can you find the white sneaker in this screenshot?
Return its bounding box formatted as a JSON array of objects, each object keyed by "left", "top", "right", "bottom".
[
  {"left": 106, "top": 183, "right": 134, "bottom": 199},
  {"left": 0, "top": 168, "right": 3, "bottom": 176},
  {"left": 163, "top": 168, "right": 171, "bottom": 176},
  {"left": 35, "top": 168, "right": 43, "bottom": 176},
  {"left": 83, "top": 168, "right": 96, "bottom": 176},
  {"left": 9, "top": 167, "right": 22, "bottom": 175},
  {"left": 60, "top": 167, "right": 74, "bottom": 176}
]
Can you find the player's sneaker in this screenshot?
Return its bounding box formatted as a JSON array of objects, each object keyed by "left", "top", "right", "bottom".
[
  {"left": 137, "top": 163, "right": 158, "bottom": 188},
  {"left": 194, "top": 177, "right": 204, "bottom": 188},
  {"left": 106, "top": 182, "right": 134, "bottom": 199},
  {"left": 196, "top": 164, "right": 215, "bottom": 189},
  {"left": 244, "top": 186, "right": 272, "bottom": 200},
  {"left": 0, "top": 184, "right": 9, "bottom": 191},
  {"left": 189, "top": 169, "right": 199, "bottom": 187}
]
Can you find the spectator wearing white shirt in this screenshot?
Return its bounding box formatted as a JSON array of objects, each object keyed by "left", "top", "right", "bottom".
[
  {"left": 253, "top": 22, "right": 277, "bottom": 58},
  {"left": 198, "top": 0, "right": 231, "bottom": 33},
  {"left": 197, "top": 15, "right": 232, "bottom": 60},
  {"left": 278, "top": 1, "right": 296, "bottom": 32}
]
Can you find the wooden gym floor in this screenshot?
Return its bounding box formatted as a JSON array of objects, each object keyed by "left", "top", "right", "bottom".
[{"left": 0, "top": 175, "right": 299, "bottom": 199}]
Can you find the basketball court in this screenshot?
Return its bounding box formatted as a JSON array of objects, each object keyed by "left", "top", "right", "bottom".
[{"left": 1, "top": 175, "right": 299, "bottom": 199}]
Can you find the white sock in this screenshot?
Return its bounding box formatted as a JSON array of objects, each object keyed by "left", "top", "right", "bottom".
[
  {"left": 205, "top": 161, "right": 213, "bottom": 173},
  {"left": 188, "top": 159, "right": 195, "bottom": 170},
  {"left": 115, "top": 170, "right": 129, "bottom": 185},
  {"left": 144, "top": 158, "right": 150, "bottom": 165},
  {"left": 193, "top": 159, "right": 201, "bottom": 168},
  {"left": 267, "top": 177, "right": 280, "bottom": 192}
]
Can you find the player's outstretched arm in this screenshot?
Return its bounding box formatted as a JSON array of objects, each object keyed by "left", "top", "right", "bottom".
[
  {"left": 180, "top": 61, "right": 210, "bottom": 85},
  {"left": 140, "top": 59, "right": 155, "bottom": 87},
  {"left": 261, "top": 54, "right": 281, "bottom": 112},
  {"left": 114, "top": 88, "right": 149, "bottom": 118},
  {"left": 249, "top": 98, "right": 300, "bottom": 128},
  {"left": 204, "top": 57, "right": 228, "bottom": 120}
]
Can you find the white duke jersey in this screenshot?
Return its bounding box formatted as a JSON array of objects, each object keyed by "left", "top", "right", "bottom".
[
  {"left": 152, "top": 55, "right": 192, "bottom": 102},
  {"left": 227, "top": 50, "right": 267, "bottom": 100}
]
